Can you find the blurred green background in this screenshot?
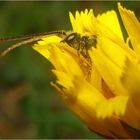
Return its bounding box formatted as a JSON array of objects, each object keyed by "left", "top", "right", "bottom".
[{"left": 0, "top": 1, "right": 139, "bottom": 139}]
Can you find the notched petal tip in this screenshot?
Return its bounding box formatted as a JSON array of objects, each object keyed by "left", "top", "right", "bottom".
[
  {"left": 84, "top": 9, "right": 88, "bottom": 14},
  {"left": 97, "top": 9, "right": 123, "bottom": 40},
  {"left": 97, "top": 95, "right": 129, "bottom": 119},
  {"left": 69, "top": 11, "right": 74, "bottom": 19},
  {"left": 118, "top": 2, "right": 134, "bottom": 15},
  {"left": 118, "top": 2, "right": 140, "bottom": 54}
]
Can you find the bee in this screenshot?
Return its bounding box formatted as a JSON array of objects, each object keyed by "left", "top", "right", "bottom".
[
  {"left": 0, "top": 31, "right": 97, "bottom": 64},
  {"left": 62, "top": 32, "right": 97, "bottom": 62}
]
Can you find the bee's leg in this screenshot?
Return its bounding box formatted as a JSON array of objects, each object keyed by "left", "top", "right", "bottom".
[
  {"left": 76, "top": 41, "right": 82, "bottom": 58},
  {"left": 83, "top": 49, "right": 92, "bottom": 80}
]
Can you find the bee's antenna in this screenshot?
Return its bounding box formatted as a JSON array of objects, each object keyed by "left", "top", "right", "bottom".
[
  {"left": 0, "top": 30, "right": 66, "bottom": 43},
  {"left": 1, "top": 38, "right": 38, "bottom": 56},
  {"left": 0, "top": 30, "right": 66, "bottom": 57}
]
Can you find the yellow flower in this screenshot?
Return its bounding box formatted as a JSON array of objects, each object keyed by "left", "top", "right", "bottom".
[{"left": 33, "top": 3, "right": 140, "bottom": 138}]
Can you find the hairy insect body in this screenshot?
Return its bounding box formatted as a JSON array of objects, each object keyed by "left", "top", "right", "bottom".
[{"left": 62, "top": 32, "right": 97, "bottom": 63}]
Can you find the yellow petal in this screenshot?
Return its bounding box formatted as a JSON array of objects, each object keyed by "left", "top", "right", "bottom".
[
  {"left": 69, "top": 9, "right": 95, "bottom": 35},
  {"left": 52, "top": 70, "right": 73, "bottom": 90},
  {"left": 37, "top": 35, "right": 61, "bottom": 45},
  {"left": 93, "top": 11, "right": 136, "bottom": 58},
  {"left": 118, "top": 3, "right": 140, "bottom": 54},
  {"left": 97, "top": 10, "right": 124, "bottom": 40},
  {"left": 121, "top": 58, "right": 140, "bottom": 113},
  {"left": 90, "top": 64, "right": 102, "bottom": 92},
  {"left": 97, "top": 95, "right": 129, "bottom": 118},
  {"left": 69, "top": 12, "right": 78, "bottom": 32},
  {"left": 33, "top": 35, "right": 62, "bottom": 59},
  {"left": 97, "top": 36, "right": 129, "bottom": 68},
  {"left": 35, "top": 44, "right": 84, "bottom": 77},
  {"left": 63, "top": 77, "right": 130, "bottom": 138},
  {"left": 69, "top": 11, "right": 83, "bottom": 34},
  {"left": 90, "top": 47, "right": 127, "bottom": 96}
]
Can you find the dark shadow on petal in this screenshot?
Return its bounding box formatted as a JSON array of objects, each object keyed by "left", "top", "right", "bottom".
[{"left": 120, "top": 120, "right": 140, "bottom": 139}]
